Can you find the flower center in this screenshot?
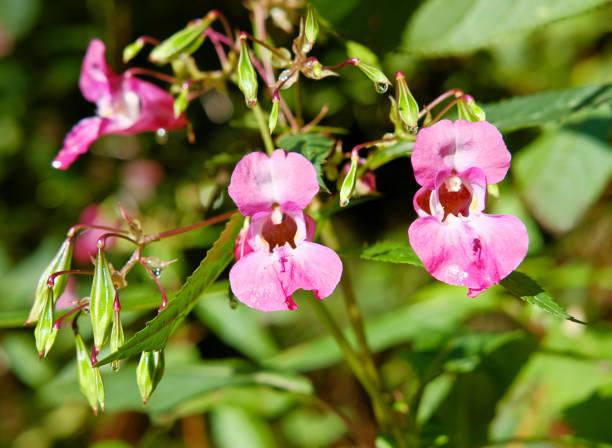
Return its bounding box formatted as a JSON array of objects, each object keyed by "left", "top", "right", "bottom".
[
  {"left": 97, "top": 90, "right": 141, "bottom": 127},
  {"left": 438, "top": 175, "right": 472, "bottom": 218},
  {"left": 261, "top": 208, "right": 298, "bottom": 251}
]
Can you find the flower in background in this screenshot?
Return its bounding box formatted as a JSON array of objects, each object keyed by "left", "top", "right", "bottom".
[
  {"left": 408, "top": 120, "right": 528, "bottom": 297},
  {"left": 52, "top": 39, "right": 186, "bottom": 170},
  {"left": 74, "top": 204, "right": 117, "bottom": 264},
  {"left": 340, "top": 160, "right": 377, "bottom": 197},
  {"left": 228, "top": 150, "right": 342, "bottom": 311}
]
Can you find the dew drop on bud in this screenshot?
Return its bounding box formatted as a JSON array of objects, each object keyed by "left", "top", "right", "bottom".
[
  {"left": 278, "top": 69, "right": 290, "bottom": 82},
  {"left": 375, "top": 82, "right": 389, "bottom": 94},
  {"left": 155, "top": 128, "right": 168, "bottom": 144}
]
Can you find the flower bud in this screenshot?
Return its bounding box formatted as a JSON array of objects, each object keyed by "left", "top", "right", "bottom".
[
  {"left": 75, "top": 333, "right": 105, "bottom": 415},
  {"left": 268, "top": 95, "right": 280, "bottom": 134},
  {"left": 34, "top": 288, "right": 56, "bottom": 358},
  {"left": 110, "top": 292, "right": 124, "bottom": 372},
  {"left": 28, "top": 238, "right": 73, "bottom": 324},
  {"left": 149, "top": 13, "right": 215, "bottom": 64},
  {"left": 340, "top": 153, "right": 359, "bottom": 207},
  {"left": 303, "top": 5, "right": 319, "bottom": 53},
  {"left": 395, "top": 72, "right": 419, "bottom": 131},
  {"left": 238, "top": 34, "right": 258, "bottom": 108},
  {"left": 301, "top": 58, "right": 338, "bottom": 80},
  {"left": 457, "top": 95, "right": 486, "bottom": 122},
  {"left": 137, "top": 350, "right": 165, "bottom": 404},
  {"left": 74, "top": 333, "right": 104, "bottom": 415},
  {"left": 122, "top": 37, "right": 145, "bottom": 63},
  {"left": 173, "top": 84, "right": 190, "bottom": 118},
  {"left": 89, "top": 247, "right": 115, "bottom": 351},
  {"left": 354, "top": 59, "right": 391, "bottom": 93}
]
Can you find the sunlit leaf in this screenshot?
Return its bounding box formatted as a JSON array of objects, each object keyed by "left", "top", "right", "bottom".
[
  {"left": 513, "top": 129, "right": 612, "bottom": 233},
  {"left": 403, "top": 0, "right": 610, "bottom": 56},
  {"left": 361, "top": 241, "right": 422, "bottom": 266},
  {"left": 485, "top": 84, "right": 612, "bottom": 132},
  {"left": 500, "top": 271, "right": 585, "bottom": 324}
]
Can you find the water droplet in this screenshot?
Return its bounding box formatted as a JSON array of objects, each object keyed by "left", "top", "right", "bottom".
[
  {"left": 375, "top": 82, "right": 389, "bottom": 94},
  {"left": 278, "top": 69, "right": 290, "bottom": 82},
  {"left": 152, "top": 267, "right": 162, "bottom": 278},
  {"left": 155, "top": 128, "right": 168, "bottom": 144}
]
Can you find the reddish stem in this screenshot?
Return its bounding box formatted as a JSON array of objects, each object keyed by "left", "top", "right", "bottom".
[
  {"left": 326, "top": 58, "right": 360, "bottom": 71},
  {"left": 427, "top": 96, "right": 466, "bottom": 126},
  {"left": 418, "top": 88, "right": 464, "bottom": 120},
  {"left": 139, "top": 258, "right": 168, "bottom": 313},
  {"left": 68, "top": 224, "right": 125, "bottom": 238},
  {"left": 47, "top": 269, "right": 93, "bottom": 288},
  {"left": 54, "top": 302, "right": 88, "bottom": 329},
  {"left": 97, "top": 232, "right": 138, "bottom": 249},
  {"left": 144, "top": 210, "right": 237, "bottom": 242},
  {"left": 125, "top": 68, "right": 178, "bottom": 84}
]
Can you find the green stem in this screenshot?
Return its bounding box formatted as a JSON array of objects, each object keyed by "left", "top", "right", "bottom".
[
  {"left": 305, "top": 299, "right": 389, "bottom": 430},
  {"left": 320, "top": 220, "right": 408, "bottom": 447},
  {"left": 252, "top": 104, "right": 275, "bottom": 155}
]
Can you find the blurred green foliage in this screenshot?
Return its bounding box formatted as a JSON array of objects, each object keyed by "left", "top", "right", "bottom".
[{"left": 0, "top": 0, "right": 611, "bottom": 447}]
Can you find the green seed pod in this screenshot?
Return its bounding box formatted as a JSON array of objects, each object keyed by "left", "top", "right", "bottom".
[
  {"left": 173, "top": 85, "right": 190, "bottom": 118},
  {"left": 27, "top": 238, "right": 73, "bottom": 324},
  {"left": 34, "top": 288, "right": 55, "bottom": 357},
  {"left": 149, "top": 13, "right": 216, "bottom": 64},
  {"left": 268, "top": 96, "right": 280, "bottom": 134},
  {"left": 89, "top": 247, "right": 115, "bottom": 351},
  {"left": 110, "top": 293, "right": 124, "bottom": 372},
  {"left": 75, "top": 333, "right": 105, "bottom": 415},
  {"left": 354, "top": 60, "right": 391, "bottom": 94},
  {"left": 395, "top": 71, "right": 419, "bottom": 131},
  {"left": 340, "top": 153, "right": 359, "bottom": 207},
  {"left": 122, "top": 37, "right": 145, "bottom": 63},
  {"left": 457, "top": 95, "right": 486, "bottom": 122},
  {"left": 303, "top": 5, "right": 319, "bottom": 53},
  {"left": 237, "top": 34, "right": 258, "bottom": 108},
  {"left": 137, "top": 350, "right": 165, "bottom": 404}
]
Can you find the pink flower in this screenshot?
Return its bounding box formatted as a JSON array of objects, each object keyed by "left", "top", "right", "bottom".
[
  {"left": 408, "top": 120, "right": 528, "bottom": 297},
  {"left": 52, "top": 39, "right": 186, "bottom": 170},
  {"left": 74, "top": 204, "right": 117, "bottom": 264},
  {"left": 228, "top": 150, "right": 343, "bottom": 311}
]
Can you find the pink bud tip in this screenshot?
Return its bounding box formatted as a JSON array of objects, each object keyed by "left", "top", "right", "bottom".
[
  {"left": 208, "top": 10, "right": 220, "bottom": 19},
  {"left": 395, "top": 71, "right": 405, "bottom": 79},
  {"left": 239, "top": 32, "right": 248, "bottom": 40},
  {"left": 463, "top": 94, "right": 474, "bottom": 103},
  {"left": 347, "top": 58, "right": 359, "bottom": 66}
]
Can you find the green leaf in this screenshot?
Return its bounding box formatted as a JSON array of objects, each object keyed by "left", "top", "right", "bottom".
[
  {"left": 95, "top": 214, "right": 243, "bottom": 366},
  {"left": 484, "top": 84, "right": 612, "bottom": 132},
  {"left": 365, "top": 140, "right": 414, "bottom": 171},
  {"left": 194, "top": 283, "right": 279, "bottom": 361},
  {"left": 41, "top": 359, "right": 312, "bottom": 416},
  {"left": 361, "top": 241, "right": 423, "bottom": 267},
  {"left": 277, "top": 133, "right": 334, "bottom": 192},
  {"left": 346, "top": 40, "right": 381, "bottom": 68},
  {"left": 513, "top": 129, "right": 612, "bottom": 233},
  {"left": 403, "top": 0, "right": 610, "bottom": 56},
  {"left": 265, "top": 284, "right": 494, "bottom": 372},
  {"left": 211, "top": 406, "right": 277, "bottom": 448},
  {"left": 500, "top": 271, "right": 585, "bottom": 323}
]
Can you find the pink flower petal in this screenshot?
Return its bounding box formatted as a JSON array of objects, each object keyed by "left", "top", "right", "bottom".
[
  {"left": 229, "top": 250, "right": 295, "bottom": 311},
  {"left": 229, "top": 241, "right": 342, "bottom": 312},
  {"left": 228, "top": 150, "right": 319, "bottom": 215},
  {"left": 79, "top": 39, "right": 115, "bottom": 103},
  {"left": 408, "top": 213, "right": 528, "bottom": 296},
  {"left": 121, "top": 76, "right": 186, "bottom": 133},
  {"left": 52, "top": 117, "right": 103, "bottom": 170},
  {"left": 412, "top": 120, "right": 510, "bottom": 188}
]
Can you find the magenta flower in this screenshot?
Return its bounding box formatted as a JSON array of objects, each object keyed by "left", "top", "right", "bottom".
[
  {"left": 52, "top": 39, "right": 186, "bottom": 170},
  {"left": 74, "top": 204, "right": 117, "bottom": 264},
  {"left": 228, "top": 150, "right": 343, "bottom": 311},
  {"left": 408, "top": 120, "right": 528, "bottom": 297}
]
